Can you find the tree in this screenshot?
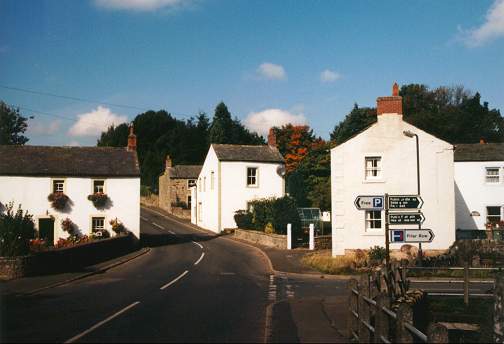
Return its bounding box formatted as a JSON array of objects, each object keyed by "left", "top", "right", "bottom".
[
  {"left": 272, "top": 124, "right": 317, "bottom": 173},
  {"left": 0, "top": 102, "right": 29, "bottom": 145},
  {"left": 330, "top": 104, "right": 376, "bottom": 145},
  {"left": 209, "top": 102, "right": 233, "bottom": 144},
  {"left": 97, "top": 123, "right": 129, "bottom": 147}
]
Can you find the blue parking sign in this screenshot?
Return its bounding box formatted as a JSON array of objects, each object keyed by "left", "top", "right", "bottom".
[{"left": 373, "top": 197, "right": 383, "bottom": 208}]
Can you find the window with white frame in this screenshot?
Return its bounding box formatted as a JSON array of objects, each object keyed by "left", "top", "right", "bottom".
[
  {"left": 53, "top": 179, "right": 65, "bottom": 193},
  {"left": 485, "top": 168, "right": 500, "bottom": 183},
  {"left": 486, "top": 206, "right": 502, "bottom": 225},
  {"left": 92, "top": 217, "right": 105, "bottom": 232},
  {"left": 187, "top": 195, "right": 192, "bottom": 209},
  {"left": 93, "top": 180, "right": 105, "bottom": 193},
  {"left": 365, "top": 157, "right": 381, "bottom": 179},
  {"left": 247, "top": 167, "right": 258, "bottom": 187},
  {"left": 203, "top": 176, "right": 206, "bottom": 192},
  {"left": 210, "top": 171, "right": 215, "bottom": 190},
  {"left": 365, "top": 211, "right": 382, "bottom": 230},
  {"left": 188, "top": 179, "right": 196, "bottom": 188}
]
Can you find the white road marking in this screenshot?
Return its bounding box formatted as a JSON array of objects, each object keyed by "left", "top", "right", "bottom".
[
  {"left": 168, "top": 230, "right": 176, "bottom": 235},
  {"left": 152, "top": 222, "right": 164, "bottom": 230},
  {"left": 192, "top": 241, "right": 203, "bottom": 249},
  {"left": 194, "top": 252, "right": 205, "bottom": 266},
  {"left": 142, "top": 207, "right": 206, "bottom": 233},
  {"left": 160, "top": 270, "right": 189, "bottom": 290},
  {"left": 140, "top": 216, "right": 148, "bottom": 221},
  {"left": 220, "top": 272, "right": 236, "bottom": 275},
  {"left": 65, "top": 301, "right": 140, "bottom": 343}
]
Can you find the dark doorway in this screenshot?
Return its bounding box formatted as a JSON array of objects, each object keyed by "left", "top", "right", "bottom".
[{"left": 39, "top": 218, "right": 55, "bottom": 245}]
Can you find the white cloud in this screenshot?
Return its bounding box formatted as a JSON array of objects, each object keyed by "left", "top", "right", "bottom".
[
  {"left": 256, "top": 62, "right": 287, "bottom": 80},
  {"left": 461, "top": 0, "right": 504, "bottom": 47},
  {"left": 66, "top": 141, "right": 81, "bottom": 147},
  {"left": 320, "top": 69, "right": 341, "bottom": 83},
  {"left": 244, "top": 108, "right": 307, "bottom": 136},
  {"left": 68, "top": 106, "right": 127, "bottom": 137},
  {"left": 29, "top": 120, "right": 61, "bottom": 135},
  {"left": 94, "top": 0, "right": 190, "bottom": 11}
]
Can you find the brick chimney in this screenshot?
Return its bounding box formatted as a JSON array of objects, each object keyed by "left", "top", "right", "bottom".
[
  {"left": 166, "top": 155, "right": 173, "bottom": 169},
  {"left": 377, "top": 82, "right": 403, "bottom": 115},
  {"left": 268, "top": 127, "right": 277, "bottom": 147},
  {"left": 127, "top": 123, "right": 137, "bottom": 151},
  {"left": 480, "top": 138, "right": 486, "bottom": 144}
]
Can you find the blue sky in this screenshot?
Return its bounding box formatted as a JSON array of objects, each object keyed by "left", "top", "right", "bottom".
[{"left": 1, "top": 0, "right": 503, "bottom": 146}]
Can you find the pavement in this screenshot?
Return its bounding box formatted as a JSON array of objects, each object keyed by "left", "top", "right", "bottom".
[{"left": 0, "top": 206, "right": 349, "bottom": 343}]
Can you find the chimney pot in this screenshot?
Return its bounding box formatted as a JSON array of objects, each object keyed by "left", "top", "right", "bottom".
[
  {"left": 480, "top": 138, "right": 486, "bottom": 144},
  {"left": 166, "top": 155, "right": 173, "bottom": 168},
  {"left": 268, "top": 127, "right": 277, "bottom": 147},
  {"left": 127, "top": 123, "right": 137, "bottom": 151},
  {"left": 377, "top": 82, "right": 403, "bottom": 115}
]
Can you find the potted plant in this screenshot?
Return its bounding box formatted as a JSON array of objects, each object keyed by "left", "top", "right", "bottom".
[
  {"left": 110, "top": 218, "right": 126, "bottom": 235},
  {"left": 87, "top": 192, "right": 109, "bottom": 209},
  {"left": 48, "top": 192, "right": 70, "bottom": 211}
]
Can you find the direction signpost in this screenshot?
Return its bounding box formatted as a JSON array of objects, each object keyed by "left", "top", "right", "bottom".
[
  {"left": 388, "top": 195, "right": 423, "bottom": 209},
  {"left": 388, "top": 212, "right": 425, "bottom": 225},
  {"left": 354, "top": 196, "right": 384, "bottom": 211},
  {"left": 390, "top": 229, "right": 434, "bottom": 243}
]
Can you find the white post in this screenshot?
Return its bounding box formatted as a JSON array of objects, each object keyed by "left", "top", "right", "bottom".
[
  {"left": 309, "top": 224, "right": 315, "bottom": 250},
  {"left": 287, "top": 223, "right": 292, "bottom": 250}
]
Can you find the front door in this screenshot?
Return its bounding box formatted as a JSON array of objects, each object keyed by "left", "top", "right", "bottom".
[{"left": 39, "top": 218, "right": 55, "bottom": 245}]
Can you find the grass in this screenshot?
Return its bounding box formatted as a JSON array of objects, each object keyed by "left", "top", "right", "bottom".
[
  {"left": 407, "top": 268, "right": 496, "bottom": 279},
  {"left": 301, "top": 250, "right": 365, "bottom": 275}
]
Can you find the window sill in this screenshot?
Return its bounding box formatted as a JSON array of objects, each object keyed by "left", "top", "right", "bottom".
[
  {"left": 362, "top": 179, "right": 385, "bottom": 184},
  {"left": 246, "top": 185, "right": 259, "bottom": 189},
  {"left": 363, "top": 231, "right": 385, "bottom": 236}
]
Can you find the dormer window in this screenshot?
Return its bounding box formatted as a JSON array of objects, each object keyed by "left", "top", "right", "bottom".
[{"left": 365, "top": 157, "right": 381, "bottom": 179}]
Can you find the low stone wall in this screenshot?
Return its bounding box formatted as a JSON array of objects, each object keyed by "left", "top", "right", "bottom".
[
  {"left": 0, "top": 233, "right": 139, "bottom": 280},
  {"left": 171, "top": 207, "right": 191, "bottom": 220},
  {"left": 315, "top": 235, "right": 332, "bottom": 250},
  {"left": 140, "top": 195, "right": 159, "bottom": 207},
  {"left": 234, "top": 228, "right": 287, "bottom": 249}
]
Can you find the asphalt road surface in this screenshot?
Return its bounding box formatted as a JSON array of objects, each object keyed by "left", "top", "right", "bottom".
[{"left": 1, "top": 208, "right": 272, "bottom": 343}]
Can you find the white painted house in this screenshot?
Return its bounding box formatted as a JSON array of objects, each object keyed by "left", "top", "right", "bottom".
[
  {"left": 331, "top": 84, "right": 456, "bottom": 256},
  {"left": 0, "top": 127, "right": 140, "bottom": 243},
  {"left": 191, "top": 142, "right": 285, "bottom": 233},
  {"left": 454, "top": 142, "right": 504, "bottom": 232}
]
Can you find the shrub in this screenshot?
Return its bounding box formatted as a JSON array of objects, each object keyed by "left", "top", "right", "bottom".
[
  {"left": 0, "top": 202, "right": 36, "bottom": 256},
  {"left": 29, "top": 238, "right": 49, "bottom": 253},
  {"left": 265, "top": 222, "right": 275, "bottom": 234},
  {"left": 171, "top": 200, "right": 188, "bottom": 209},
  {"left": 368, "top": 245, "right": 387, "bottom": 262},
  {"left": 87, "top": 193, "right": 109, "bottom": 209},
  {"left": 48, "top": 192, "right": 70, "bottom": 211},
  {"left": 234, "top": 210, "right": 254, "bottom": 229},
  {"left": 140, "top": 185, "right": 152, "bottom": 197},
  {"left": 61, "top": 218, "right": 78, "bottom": 236},
  {"left": 248, "top": 196, "right": 301, "bottom": 235}
]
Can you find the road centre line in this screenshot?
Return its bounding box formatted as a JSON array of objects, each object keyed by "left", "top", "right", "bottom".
[
  {"left": 160, "top": 270, "right": 189, "bottom": 290},
  {"left": 142, "top": 207, "right": 206, "bottom": 233},
  {"left": 192, "top": 241, "right": 203, "bottom": 249},
  {"left": 140, "top": 216, "right": 148, "bottom": 221},
  {"left": 194, "top": 252, "right": 205, "bottom": 265},
  {"left": 152, "top": 222, "right": 165, "bottom": 230},
  {"left": 65, "top": 301, "right": 140, "bottom": 343},
  {"left": 168, "top": 230, "right": 176, "bottom": 235}
]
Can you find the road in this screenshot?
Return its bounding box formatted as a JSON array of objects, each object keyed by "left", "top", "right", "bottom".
[{"left": 1, "top": 208, "right": 272, "bottom": 343}]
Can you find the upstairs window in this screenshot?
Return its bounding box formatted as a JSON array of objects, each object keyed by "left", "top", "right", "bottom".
[
  {"left": 365, "top": 211, "right": 382, "bottom": 230},
  {"left": 53, "top": 180, "right": 65, "bottom": 193},
  {"left": 188, "top": 179, "right": 196, "bottom": 188},
  {"left": 93, "top": 180, "right": 105, "bottom": 193},
  {"left": 365, "top": 157, "right": 381, "bottom": 179},
  {"left": 247, "top": 167, "right": 258, "bottom": 187},
  {"left": 485, "top": 168, "right": 500, "bottom": 183},
  {"left": 210, "top": 171, "right": 215, "bottom": 190},
  {"left": 203, "top": 177, "right": 206, "bottom": 192},
  {"left": 92, "top": 217, "right": 105, "bottom": 232}
]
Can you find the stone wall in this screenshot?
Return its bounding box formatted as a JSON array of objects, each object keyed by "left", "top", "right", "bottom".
[
  {"left": 315, "top": 235, "right": 332, "bottom": 250},
  {"left": 140, "top": 195, "right": 159, "bottom": 208},
  {"left": 0, "top": 256, "right": 31, "bottom": 280},
  {"left": 234, "top": 228, "right": 287, "bottom": 249},
  {"left": 171, "top": 206, "right": 191, "bottom": 220}
]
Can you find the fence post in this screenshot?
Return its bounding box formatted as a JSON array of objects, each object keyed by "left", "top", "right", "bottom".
[
  {"left": 464, "top": 262, "right": 469, "bottom": 306},
  {"left": 495, "top": 272, "right": 504, "bottom": 344},
  {"left": 427, "top": 323, "right": 449, "bottom": 343},
  {"left": 374, "top": 292, "right": 390, "bottom": 343},
  {"left": 395, "top": 303, "right": 413, "bottom": 343},
  {"left": 347, "top": 278, "right": 359, "bottom": 341},
  {"left": 287, "top": 224, "right": 292, "bottom": 250},
  {"left": 309, "top": 224, "right": 315, "bottom": 250},
  {"left": 358, "top": 275, "right": 371, "bottom": 343}
]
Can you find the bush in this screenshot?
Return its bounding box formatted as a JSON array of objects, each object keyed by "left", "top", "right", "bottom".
[
  {"left": 140, "top": 185, "right": 152, "bottom": 197},
  {"left": 48, "top": 192, "right": 71, "bottom": 211},
  {"left": 87, "top": 193, "right": 109, "bottom": 208},
  {"left": 0, "top": 202, "right": 36, "bottom": 256},
  {"left": 368, "top": 245, "right": 387, "bottom": 262},
  {"left": 61, "top": 218, "right": 78, "bottom": 236},
  {"left": 234, "top": 210, "right": 253, "bottom": 229},
  {"left": 244, "top": 196, "right": 302, "bottom": 235}
]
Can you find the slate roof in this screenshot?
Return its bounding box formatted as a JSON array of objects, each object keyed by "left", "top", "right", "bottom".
[
  {"left": 212, "top": 144, "right": 284, "bottom": 163},
  {"left": 168, "top": 165, "right": 202, "bottom": 179},
  {"left": 454, "top": 143, "right": 504, "bottom": 162},
  {"left": 0, "top": 145, "right": 140, "bottom": 177}
]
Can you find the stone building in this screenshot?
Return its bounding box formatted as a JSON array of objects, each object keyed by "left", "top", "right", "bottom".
[{"left": 158, "top": 156, "right": 202, "bottom": 219}]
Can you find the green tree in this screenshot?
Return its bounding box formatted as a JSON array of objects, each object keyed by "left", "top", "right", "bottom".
[
  {"left": 97, "top": 123, "right": 129, "bottom": 147},
  {"left": 330, "top": 104, "right": 377, "bottom": 145},
  {"left": 209, "top": 102, "right": 233, "bottom": 144},
  {"left": 0, "top": 102, "right": 29, "bottom": 145}
]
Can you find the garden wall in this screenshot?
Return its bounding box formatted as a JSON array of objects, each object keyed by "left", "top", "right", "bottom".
[
  {"left": 0, "top": 233, "right": 139, "bottom": 280},
  {"left": 315, "top": 235, "right": 332, "bottom": 250},
  {"left": 234, "top": 228, "right": 287, "bottom": 249},
  {"left": 171, "top": 207, "right": 191, "bottom": 220}
]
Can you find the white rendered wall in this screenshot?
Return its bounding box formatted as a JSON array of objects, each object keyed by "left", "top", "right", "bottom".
[
  {"left": 0, "top": 176, "right": 140, "bottom": 243},
  {"left": 192, "top": 147, "right": 219, "bottom": 232},
  {"left": 455, "top": 161, "right": 504, "bottom": 230},
  {"left": 331, "top": 113, "right": 456, "bottom": 256},
  {"left": 220, "top": 161, "right": 285, "bottom": 231}
]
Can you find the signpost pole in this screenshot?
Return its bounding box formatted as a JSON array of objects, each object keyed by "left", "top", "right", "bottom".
[{"left": 385, "top": 193, "right": 390, "bottom": 268}]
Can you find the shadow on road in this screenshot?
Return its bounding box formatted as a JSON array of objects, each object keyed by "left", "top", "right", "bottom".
[{"left": 140, "top": 232, "right": 229, "bottom": 248}]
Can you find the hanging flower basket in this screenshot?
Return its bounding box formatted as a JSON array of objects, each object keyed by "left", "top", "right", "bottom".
[
  {"left": 87, "top": 192, "right": 109, "bottom": 209},
  {"left": 110, "top": 218, "right": 127, "bottom": 235},
  {"left": 61, "top": 217, "right": 78, "bottom": 236},
  {"left": 48, "top": 192, "right": 70, "bottom": 211}
]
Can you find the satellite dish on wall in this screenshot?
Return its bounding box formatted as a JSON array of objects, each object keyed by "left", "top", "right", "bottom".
[{"left": 277, "top": 165, "right": 286, "bottom": 177}]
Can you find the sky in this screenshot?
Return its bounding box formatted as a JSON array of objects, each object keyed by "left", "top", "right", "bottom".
[{"left": 1, "top": 0, "right": 503, "bottom": 146}]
